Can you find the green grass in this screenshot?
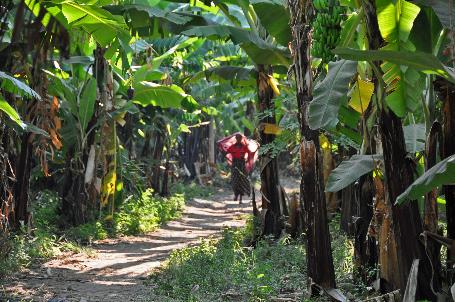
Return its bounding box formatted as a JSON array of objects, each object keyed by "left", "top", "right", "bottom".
[
  {"left": 329, "top": 214, "right": 372, "bottom": 297},
  {"left": 171, "top": 182, "right": 215, "bottom": 199},
  {"left": 148, "top": 214, "right": 370, "bottom": 302},
  {"left": 149, "top": 217, "right": 307, "bottom": 302}
]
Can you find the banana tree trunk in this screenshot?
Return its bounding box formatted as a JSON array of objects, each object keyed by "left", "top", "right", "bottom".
[
  {"left": 371, "top": 176, "right": 400, "bottom": 291},
  {"left": 13, "top": 134, "right": 32, "bottom": 227},
  {"left": 362, "top": 2, "right": 434, "bottom": 298},
  {"left": 361, "top": 0, "right": 398, "bottom": 290},
  {"left": 442, "top": 88, "right": 455, "bottom": 285},
  {"left": 182, "top": 128, "right": 200, "bottom": 179},
  {"left": 208, "top": 117, "right": 215, "bottom": 171},
  {"left": 354, "top": 112, "right": 378, "bottom": 283},
  {"left": 244, "top": 101, "right": 255, "bottom": 137},
  {"left": 151, "top": 117, "right": 165, "bottom": 193},
  {"left": 60, "top": 47, "right": 105, "bottom": 225},
  {"left": 353, "top": 175, "right": 377, "bottom": 283},
  {"left": 0, "top": 126, "right": 14, "bottom": 232},
  {"left": 423, "top": 121, "right": 442, "bottom": 292},
  {"left": 379, "top": 109, "right": 434, "bottom": 299},
  {"left": 257, "top": 64, "right": 283, "bottom": 236},
  {"left": 4, "top": 1, "right": 30, "bottom": 229},
  {"left": 443, "top": 93, "right": 455, "bottom": 241},
  {"left": 13, "top": 5, "right": 54, "bottom": 229},
  {"left": 288, "top": 0, "right": 336, "bottom": 290},
  {"left": 340, "top": 183, "right": 356, "bottom": 234}
]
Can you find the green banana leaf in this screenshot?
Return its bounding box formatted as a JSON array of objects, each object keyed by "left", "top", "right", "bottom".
[
  {"left": 308, "top": 60, "right": 358, "bottom": 130},
  {"left": 414, "top": 0, "right": 455, "bottom": 29},
  {"left": 122, "top": 4, "right": 192, "bottom": 25},
  {"left": 334, "top": 48, "right": 455, "bottom": 83},
  {"left": 250, "top": 0, "right": 292, "bottom": 46},
  {"left": 79, "top": 78, "right": 97, "bottom": 132},
  {"left": 46, "top": 1, "right": 130, "bottom": 47},
  {"left": 133, "top": 81, "right": 198, "bottom": 109},
  {"left": 396, "top": 154, "right": 455, "bottom": 204},
  {"left": 0, "top": 71, "right": 42, "bottom": 100},
  {"left": 182, "top": 25, "right": 291, "bottom": 66},
  {"left": 325, "top": 154, "right": 383, "bottom": 192},
  {"left": 403, "top": 123, "right": 426, "bottom": 153},
  {"left": 0, "top": 95, "right": 24, "bottom": 127}
]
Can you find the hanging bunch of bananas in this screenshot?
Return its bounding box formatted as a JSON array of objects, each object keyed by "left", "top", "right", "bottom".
[{"left": 311, "top": 0, "right": 345, "bottom": 64}]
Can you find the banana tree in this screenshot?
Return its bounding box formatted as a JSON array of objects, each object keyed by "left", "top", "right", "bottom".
[
  {"left": 5, "top": 0, "right": 205, "bottom": 226},
  {"left": 0, "top": 70, "right": 41, "bottom": 233},
  {"left": 287, "top": 0, "right": 336, "bottom": 291},
  {"left": 306, "top": 0, "right": 455, "bottom": 297},
  {"left": 0, "top": 0, "right": 72, "bottom": 229}
]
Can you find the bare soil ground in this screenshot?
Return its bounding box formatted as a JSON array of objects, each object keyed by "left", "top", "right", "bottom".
[{"left": 1, "top": 188, "right": 251, "bottom": 302}]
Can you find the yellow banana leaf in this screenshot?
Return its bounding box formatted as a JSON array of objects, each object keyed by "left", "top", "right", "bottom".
[
  {"left": 349, "top": 79, "right": 374, "bottom": 114},
  {"left": 319, "top": 133, "right": 331, "bottom": 150},
  {"left": 262, "top": 123, "right": 282, "bottom": 135},
  {"left": 267, "top": 75, "right": 280, "bottom": 97}
]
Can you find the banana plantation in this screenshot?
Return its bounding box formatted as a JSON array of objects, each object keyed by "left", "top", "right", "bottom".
[{"left": 1, "top": 0, "right": 455, "bottom": 301}]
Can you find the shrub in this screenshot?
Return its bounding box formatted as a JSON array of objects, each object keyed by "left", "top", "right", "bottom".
[
  {"left": 114, "top": 189, "right": 185, "bottom": 235},
  {"left": 66, "top": 221, "right": 109, "bottom": 243}
]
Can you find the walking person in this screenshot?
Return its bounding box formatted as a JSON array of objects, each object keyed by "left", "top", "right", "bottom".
[{"left": 226, "top": 134, "right": 251, "bottom": 203}]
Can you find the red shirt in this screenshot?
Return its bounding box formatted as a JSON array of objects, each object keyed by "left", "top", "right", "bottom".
[{"left": 227, "top": 143, "right": 249, "bottom": 159}]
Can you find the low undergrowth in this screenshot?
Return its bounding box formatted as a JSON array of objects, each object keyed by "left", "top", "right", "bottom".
[
  {"left": 0, "top": 182, "right": 213, "bottom": 277},
  {"left": 149, "top": 215, "right": 363, "bottom": 302},
  {"left": 66, "top": 190, "right": 186, "bottom": 242},
  {"left": 66, "top": 182, "right": 213, "bottom": 242},
  {"left": 149, "top": 217, "right": 307, "bottom": 302},
  {"left": 0, "top": 191, "right": 91, "bottom": 276}
]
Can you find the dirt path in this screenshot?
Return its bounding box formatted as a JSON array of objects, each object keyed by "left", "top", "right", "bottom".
[{"left": 2, "top": 189, "right": 250, "bottom": 302}]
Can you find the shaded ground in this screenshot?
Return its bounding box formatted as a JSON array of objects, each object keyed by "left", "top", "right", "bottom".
[{"left": 1, "top": 188, "right": 250, "bottom": 302}]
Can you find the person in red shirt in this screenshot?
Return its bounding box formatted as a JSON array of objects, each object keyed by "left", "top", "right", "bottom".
[{"left": 226, "top": 134, "right": 251, "bottom": 203}]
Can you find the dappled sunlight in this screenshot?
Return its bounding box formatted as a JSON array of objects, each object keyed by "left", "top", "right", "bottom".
[{"left": 1, "top": 191, "right": 252, "bottom": 301}]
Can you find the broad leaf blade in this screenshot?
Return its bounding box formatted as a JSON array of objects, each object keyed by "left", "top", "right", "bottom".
[
  {"left": 339, "top": 11, "right": 362, "bottom": 48},
  {"left": 250, "top": 0, "right": 292, "bottom": 46},
  {"left": 348, "top": 79, "right": 374, "bottom": 113},
  {"left": 376, "top": 0, "right": 420, "bottom": 43},
  {"left": 308, "top": 60, "right": 357, "bottom": 130},
  {"left": 182, "top": 25, "right": 291, "bottom": 66},
  {"left": 79, "top": 78, "right": 97, "bottom": 132},
  {"left": 396, "top": 154, "right": 455, "bottom": 204},
  {"left": 58, "top": 1, "right": 129, "bottom": 47},
  {"left": 133, "top": 81, "right": 198, "bottom": 109},
  {"left": 334, "top": 48, "right": 455, "bottom": 83},
  {"left": 326, "top": 154, "right": 383, "bottom": 192},
  {"left": 414, "top": 0, "right": 455, "bottom": 29},
  {"left": 0, "top": 71, "right": 41, "bottom": 100},
  {"left": 0, "top": 95, "right": 24, "bottom": 127},
  {"left": 398, "top": 0, "right": 421, "bottom": 42},
  {"left": 403, "top": 123, "right": 426, "bottom": 153},
  {"left": 123, "top": 4, "right": 192, "bottom": 25},
  {"left": 207, "top": 66, "right": 256, "bottom": 80}
]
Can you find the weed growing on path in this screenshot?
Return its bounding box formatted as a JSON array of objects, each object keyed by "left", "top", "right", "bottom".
[
  {"left": 149, "top": 214, "right": 369, "bottom": 301},
  {"left": 149, "top": 225, "right": 307, "bottom": 301}
]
